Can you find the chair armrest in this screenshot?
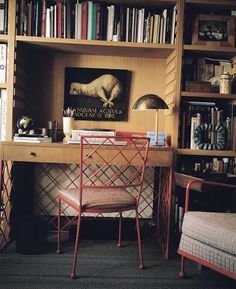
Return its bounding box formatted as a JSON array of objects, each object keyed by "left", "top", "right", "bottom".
[{"left": 185, "top": 179, "right": 236, "bottom": 212}]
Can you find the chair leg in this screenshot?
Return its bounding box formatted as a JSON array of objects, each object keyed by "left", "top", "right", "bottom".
[
  {"left": 70, "top": 214, "right": 82, "bottom": 279},
  {"left": 135, "top": 208, "right": 144, "bottom": 269},
  {"left": 117, "top": 212, "right": 122, "bottom": 248},
  {"left": 179, "top": 255, "right": 186, "bottom": 278},
  {"left": 57, "top": 198, "right": 61, "bottom": 254}
]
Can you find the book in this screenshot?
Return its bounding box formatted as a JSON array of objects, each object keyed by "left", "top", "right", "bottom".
[
  {"left": 68, "top": 139, "right": 127, "bottom": 146},
  {"left": 0, "top": 0, "right": 4, "bottom": 34},
  {"left": 13, "top": 135, "right": 52, "bottom": 143},
  {"left": 71, "top": 128, "right": 116, "bottom": 141},
  {"left": 0, "top": 88, "right": 7, "bottom": 140},
  {"left": 0, "top": 43, "right": 7, "bottom": 83}
]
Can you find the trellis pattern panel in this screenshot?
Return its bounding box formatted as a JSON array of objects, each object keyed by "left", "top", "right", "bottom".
[{"left": 33, "top": 164, "right": 156, "bottom": 224}]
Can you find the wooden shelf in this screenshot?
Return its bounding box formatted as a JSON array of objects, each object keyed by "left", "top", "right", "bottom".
[
  {"left": 16, "top": 36, "right": 176, "bottom": 58},
  {"left": 185, "top": 0, "right": 236, "bottom": 9},
  {"left": 0, "top": 83, "right": 7, "bottom": 89},
  {"left": 0, "top": 35, "right": 8, "bottom": 43},
  {"left": 181, "top": 91, "right": 236, "bottom": 100},
  {"left": 176, "top": 149, "right": 236, "bottom": 157},
  {"left": 184, "top": 45, "right": 236, "bottom": 59}
]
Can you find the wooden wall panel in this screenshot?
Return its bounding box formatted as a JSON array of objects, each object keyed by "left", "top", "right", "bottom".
[{"left": 25, "top": 48, "right": 167, "bottom": 134}]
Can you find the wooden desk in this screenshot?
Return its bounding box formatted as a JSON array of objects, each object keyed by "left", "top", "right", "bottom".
[
  {"left": 0, "top": 142, "right": 173, "bottom": 258},
  {"left": 0, "top": 142, "right": 173, "bottom": 166}
]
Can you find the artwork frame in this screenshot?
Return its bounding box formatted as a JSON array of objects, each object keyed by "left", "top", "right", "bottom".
[
  {"left": 192, "top": 14, "right": 235, "bottom": 47},
  {"left": 64, "top": 67, "right": 131, "bottom": 121}
]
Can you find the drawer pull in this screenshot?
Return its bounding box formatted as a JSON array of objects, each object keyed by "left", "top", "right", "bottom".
[{"left": 30, "top": 152, "right": 36, "bottom": 157}]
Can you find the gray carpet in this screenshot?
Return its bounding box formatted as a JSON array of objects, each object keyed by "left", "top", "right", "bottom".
[{"left": 0, "top": 236, "right": 235, "bottom": 289}]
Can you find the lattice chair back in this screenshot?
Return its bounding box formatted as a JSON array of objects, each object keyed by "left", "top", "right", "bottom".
[{"left": 79, "top": 136, "right": 150, "bottom": 210}]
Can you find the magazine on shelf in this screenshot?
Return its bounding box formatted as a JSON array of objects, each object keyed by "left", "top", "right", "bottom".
[{"left": 13, "top": 134, "right": 52, "bottom": 143}]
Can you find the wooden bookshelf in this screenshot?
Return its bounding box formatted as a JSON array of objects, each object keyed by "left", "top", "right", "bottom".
[
  {"left": 176, "top": 149, "right": 236, "bottom": 157},
  {"left": 181, "top": 91, "right": 236, "bottom": 100},
  {"left": 16, "top": 36, "right": 176, "bottom": 58}
]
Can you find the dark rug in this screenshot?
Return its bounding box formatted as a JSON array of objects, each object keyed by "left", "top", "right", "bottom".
[{"left": 0, "top": 235, "right": 235, "bottom": 289}]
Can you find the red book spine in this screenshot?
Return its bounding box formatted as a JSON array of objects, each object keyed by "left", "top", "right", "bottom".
[
  {"left": 81, "top": 1, "right": 88, "bottom": 39},
  {"left": 41, "top": 0, "right": 46, "bottom": 37},
  {"left": 57, "top": 1, "right": 62, "bottom": 38}
]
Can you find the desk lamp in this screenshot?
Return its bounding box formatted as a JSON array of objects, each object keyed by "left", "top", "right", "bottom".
[{"left": 132, "top": 94, "right": 169, "bottom": 145}]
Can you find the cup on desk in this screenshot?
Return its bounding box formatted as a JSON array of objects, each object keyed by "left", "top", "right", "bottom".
[{"left": 62, "top": 117, "right": 73, "bottom": 142}]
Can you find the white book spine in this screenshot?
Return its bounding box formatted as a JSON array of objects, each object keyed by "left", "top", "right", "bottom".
[
  {"left": 87, "top": 1, "right": 93, "bottom": 40},
  {"left": 125, "top": 7, "right": 129, "bottom": 42},
  {"left": 0, "top": 44, "right": 7, "bottom": 83},
  {"left": 1, "top": 89, "right": 7, "bottom": 141},
  {"left": 46, "top": 8, "right": 51, "bottom": 37},
  {"left": 75, "top": 3, "right": 78, "bottom": 38},
  {"left": 77, "top": 3, "right": 82, "bottom": 39},
  {"left": 54, "top": 4, "right": 57, "bottom": 38}
]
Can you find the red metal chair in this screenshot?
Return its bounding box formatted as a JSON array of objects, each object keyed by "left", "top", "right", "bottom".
[{"left": 57, "top": 136, "right": 150, "bottom": 279}]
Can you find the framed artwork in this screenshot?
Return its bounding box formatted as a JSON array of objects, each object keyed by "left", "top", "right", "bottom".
[
  {"left": 192, "top": 15, "right": 235, "bottom": 47},
  {"left": 64, "top": 67, "right": 131, "bottom": 121}
]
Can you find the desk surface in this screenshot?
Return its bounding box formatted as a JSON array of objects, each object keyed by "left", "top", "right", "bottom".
[{"left": 0, "top": 141, "right": 173, "bottom": 167}]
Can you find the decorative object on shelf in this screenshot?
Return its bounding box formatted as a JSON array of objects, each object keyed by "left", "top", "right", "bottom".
[
  {"left": 62, "top": 116, "right": 74, "bottom": 142},
  {"left": 194, "top": 123, "right": 225, "bottom": 150},
  {"left": 48, "top": 120, "right": 58, "bottom": 142},
  {"left": 64, "top": 67, "right": 130, "bottom": 121},
  {"left": 16, "top": 115, "right": 34, "bottom": 134},
  {"left": 220, "top": 72, "right": 231, "bottom": 94},
  {"left": 192, "top": 15, "right": 235, "bottom": 47},
  {"left": 132, "top": 94, "right": 168, "bottom": 146},
  {"left": 185, "top": 81, "right": 211, "bottom": 92}
]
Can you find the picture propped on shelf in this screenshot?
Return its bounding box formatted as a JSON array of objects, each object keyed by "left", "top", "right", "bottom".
[
  {"left": 64, "top": 67, "right": 130, "bottom": 121},
  {"left": 192, "top": 15, "right": 235, "bottom": 47}
]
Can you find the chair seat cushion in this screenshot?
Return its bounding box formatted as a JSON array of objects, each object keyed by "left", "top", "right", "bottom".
[
  {"left": 181, "top": 212, "right": 236, "bottom": 255},
  {"left": 59, "top": 187, "right": 136, "bottom": 212}
]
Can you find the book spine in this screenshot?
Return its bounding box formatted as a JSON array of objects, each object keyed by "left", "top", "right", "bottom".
[
  {"left": 3, "top": 0, "right": 8, "bottom": 34},
  {"left": 57, "top": 1, "right": 62, "bottom": 38},
  {"left": 95, "top": 2, "right": 101, "bottom": 40},
  {"left": 81, "top": 1, "right": 88, "bottom": 40},
  {"left": 41, "top": 0, "right": 46, "bottom": 37},
  {"left": 0, "top": 43, "right": 7, "bottom": 83},
  {"left": 87, "top": 1, "right": 93, "bottom": 40},
  {"left": 1, "top": 89, "right": 7, "bottom": 141}
]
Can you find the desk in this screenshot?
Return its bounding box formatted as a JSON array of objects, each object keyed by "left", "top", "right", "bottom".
[{"left": 0, "top": 142, "right": 173, "bottom": 258}]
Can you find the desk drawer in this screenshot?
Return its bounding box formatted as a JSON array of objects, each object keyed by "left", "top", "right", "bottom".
[{"left": 2, "top": 144, "right": 80, "bottom": 164}]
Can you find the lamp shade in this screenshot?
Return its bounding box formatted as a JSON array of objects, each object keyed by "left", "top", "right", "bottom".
[{"left": 132, "top": 94, "right": 168, "bottom": 110}]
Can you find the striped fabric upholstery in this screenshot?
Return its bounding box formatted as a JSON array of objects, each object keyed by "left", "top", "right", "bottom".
[{"left": 179, "top": 212, "right": 236, "bottom": 273}]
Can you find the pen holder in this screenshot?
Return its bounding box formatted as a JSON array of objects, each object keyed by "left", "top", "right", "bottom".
[{"left": 63, "top": 117, "right": 73, "bottom": 142}]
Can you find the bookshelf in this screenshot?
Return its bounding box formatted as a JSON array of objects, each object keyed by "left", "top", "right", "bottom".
[{"left": 1, "top": 0, "right": 236, "bottom": 248}]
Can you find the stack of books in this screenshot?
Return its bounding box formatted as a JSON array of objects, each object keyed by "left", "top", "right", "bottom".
[
  {"left": 13, "top": 134, "right": 52, "bottom": 143},
  {"left": 70, "top": 128, "right": 116, "bottom": 142},
  {"left": 146, "top": 131, "right": 165, "bottom": 146}
]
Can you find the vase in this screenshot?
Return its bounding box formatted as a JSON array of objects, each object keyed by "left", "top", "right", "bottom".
[{"left": 63, "top": 117, "right": 73, "bottom": 142}]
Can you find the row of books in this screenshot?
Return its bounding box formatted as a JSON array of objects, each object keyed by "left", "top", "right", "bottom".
[
  {"left": 0, "top": 44, "right": 7, "bottom": 84},
  {"left": 0, "top": 0, "right": 8, "bottom": 35},
  {"left": 180, "top": 100, "right": 235, "bottom": 150},
  {"left": 178, "top": 156, "right": 236, "bottom": 176},
  {"left": 16, "top": 0, "right": 177, "bottom": 44}
]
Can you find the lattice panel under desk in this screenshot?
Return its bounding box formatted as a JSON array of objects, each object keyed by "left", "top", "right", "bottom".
[{"left": 33, "top": 164, "right": 157, "bottom": 229}]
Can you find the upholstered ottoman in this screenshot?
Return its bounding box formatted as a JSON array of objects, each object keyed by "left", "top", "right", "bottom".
[{"left": 178, "top": 211, "right": 236, "bottom": 277}]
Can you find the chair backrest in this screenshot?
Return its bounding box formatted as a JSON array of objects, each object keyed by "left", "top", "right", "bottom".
[{"left": 79, "top": 136, "right": 150, "bottom": 195}]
